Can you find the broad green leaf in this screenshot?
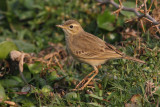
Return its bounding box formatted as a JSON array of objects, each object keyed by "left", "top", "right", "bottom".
[
  {"left": 24, "top": 0, "right": 34, "bottom": 9},
  {"left": 0, "top": 41, "right": 18, "bottom": 59},
  {"left": 0, "top": 76, "right": 23, "bottom": 88},
  {"left": 15, "top": 11, "right": 34, "bottom": 20},
  {"left": 48, "top": 71, "right": 66, "bottom": 83},
  {"left": 97, "top": 10, "right": 116, "bottom": 31},
  {"left": 13, "top": 40, "right": 35, "bottom": 52},
  {"left": 0, "top": 83, "right": 6, "bottom": 101},
  {"left": 48, "top": 71, "right": 58, "bottom": 81},
  {"left": 13, "top": 96, "right": 36, "bottom": 106},
  {"left": 28, "top": 62, "right": 43, "bottom": 74},
  {"left": 65, "top": 92, "right": 78, "bottom": 100},
  {"left": 42, "top": 85, "right": 53, "bottom": 93},
  {"left": 120, "top": 1, "right": 136, "bottom": 18}
]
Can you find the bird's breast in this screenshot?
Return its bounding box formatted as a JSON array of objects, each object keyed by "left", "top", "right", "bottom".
[{"left": 65, "top": 35, "right": 74, "bottom": 54}]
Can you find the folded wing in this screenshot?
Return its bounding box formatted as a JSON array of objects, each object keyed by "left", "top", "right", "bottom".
[{"left": 71, "top": 32, "right": 123, "bottom": 60}]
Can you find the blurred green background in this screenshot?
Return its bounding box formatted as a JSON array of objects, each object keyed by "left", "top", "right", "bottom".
[
  {"left": 0, "top": 0, "right": 98, "bottom": 52},
  {"left": 0, "top": 0, "right": 127, "bottom": 53}
]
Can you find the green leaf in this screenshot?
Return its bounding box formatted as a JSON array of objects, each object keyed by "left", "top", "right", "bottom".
[
  {"left": 48, "top": 71, "right": 58, "bottom": 81},
  {"left": 15, "top": 11, "right": 34, "bottom": 20},
  {"left": 88, "top": 94, "right": 103, "bottom": 100},
  {"left": 65, "top": 92, "right": 78, "bottom": 101},
  {"left": 13, "top": 40, "right": 35, "bottom": 52},
  {"left": 14, "top": 96, "right": 36, "bottom": 106},
  {"left": 0, "top": 41, "right": 18, "bottom": 59},
  {"left": 97, "top": 10, "right": 116, "bottom": 31},
  {"left": 0, "top": 83, "right": 6, "bottom": 101},
  {"left": 120, "top": 1, "right": 136, "bottom": 18},
  {"left": 24, "top": 0, "right": 34, "bottom": 9},
  {"left": 0, "top": 76, "right": 24, "bottom": 88},
  {"left": 87, "top": 102, "right": 103, "bottom": 107},
  {"left": 42, "top": 85, "right": 52, "bottom": 92},
  {"left": 28, "top": 62, "right": 43, "bottom": 74}
]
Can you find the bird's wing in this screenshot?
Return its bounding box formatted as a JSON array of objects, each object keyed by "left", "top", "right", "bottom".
[{"left": 71, "top": 32, "right": 123, "bottom": 59}]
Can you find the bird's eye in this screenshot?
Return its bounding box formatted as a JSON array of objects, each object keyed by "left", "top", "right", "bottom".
[{"left": 69, "top": 25, "right": 73, "bottom": 28}]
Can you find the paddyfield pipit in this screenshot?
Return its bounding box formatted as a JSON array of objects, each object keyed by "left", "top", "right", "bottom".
[{"left": 56, "top": 20, "right": 145, "bottom": 91}]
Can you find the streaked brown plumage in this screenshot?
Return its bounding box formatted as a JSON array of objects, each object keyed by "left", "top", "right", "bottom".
[{"left": 56, "top": 20, "right": 145, "bottom": 90}]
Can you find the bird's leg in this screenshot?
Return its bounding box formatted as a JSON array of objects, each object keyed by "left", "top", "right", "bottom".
[
  {"left": 75, "top": 70, "right": 96, "bottom": 89},
  {"left": 75, "top": 66, "right": 99, "bottom": 91}
]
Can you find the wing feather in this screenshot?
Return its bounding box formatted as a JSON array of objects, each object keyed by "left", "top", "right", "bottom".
[{"left": 70, "top": 32, "right": 123, "bottom": 59}]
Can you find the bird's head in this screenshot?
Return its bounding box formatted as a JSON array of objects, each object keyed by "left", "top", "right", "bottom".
[{"left": 56, "top": 20, "right": 84, "bottom": 35}]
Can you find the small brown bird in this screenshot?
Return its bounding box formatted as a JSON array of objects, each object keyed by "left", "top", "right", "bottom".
[{"left": 56, "top": 20, "right": 145, "bottom": 90}]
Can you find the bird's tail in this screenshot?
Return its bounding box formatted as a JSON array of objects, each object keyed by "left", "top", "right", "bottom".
[{"left": 123, "top": 56, "right": 145, "bottom": 64}]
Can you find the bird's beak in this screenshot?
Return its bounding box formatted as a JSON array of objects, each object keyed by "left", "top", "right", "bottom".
[{"left": 56, "top": 25, "right": 65, "bottom": 29}]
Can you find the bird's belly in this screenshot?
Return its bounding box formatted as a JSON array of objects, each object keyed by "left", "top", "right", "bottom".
[
  {"left": 67, "top": 48, "right": 107, "bottom": 66},
  {"left": 75, "top": 57, "right": 107, "bottom": 67}
]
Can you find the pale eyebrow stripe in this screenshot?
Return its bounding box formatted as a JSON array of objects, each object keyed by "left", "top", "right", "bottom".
[{"left": 71, "top": 24, "right": 79, "bottom": 26}]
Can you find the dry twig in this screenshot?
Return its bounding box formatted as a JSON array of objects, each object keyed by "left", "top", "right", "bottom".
[{"left": 96, "top": 0, "right": 160, "bottom": 26}]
